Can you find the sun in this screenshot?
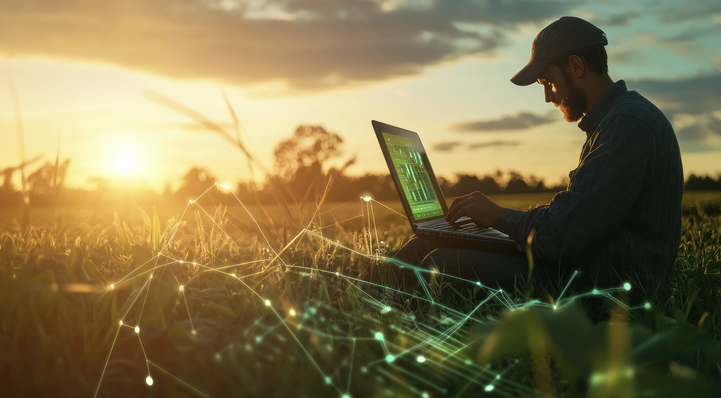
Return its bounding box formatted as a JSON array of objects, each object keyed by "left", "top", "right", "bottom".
[{"left": 113, "top": 148, "right": 139, "bottom": 175}]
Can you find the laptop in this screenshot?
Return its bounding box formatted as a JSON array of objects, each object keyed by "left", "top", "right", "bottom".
[{"left": 372, "top": 120, "right": 522, "bottom": 255}]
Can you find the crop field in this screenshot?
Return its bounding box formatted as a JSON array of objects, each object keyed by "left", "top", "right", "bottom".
[{"left": 1, "top": 190, "right": 721, "bottom": 397}]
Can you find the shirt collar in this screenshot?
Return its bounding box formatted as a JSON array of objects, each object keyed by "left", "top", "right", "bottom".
[{"left": 577, "top": 80, "right": 627, "bottom": 134}]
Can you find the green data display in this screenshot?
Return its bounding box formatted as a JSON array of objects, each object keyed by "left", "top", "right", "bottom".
[{"left": 382, "top": 132, "right": 444, "bottom": 220}]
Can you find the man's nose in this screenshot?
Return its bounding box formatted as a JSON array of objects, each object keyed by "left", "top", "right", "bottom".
[{"left": 544, "top": 85, "right": 553, "bottom": 103}]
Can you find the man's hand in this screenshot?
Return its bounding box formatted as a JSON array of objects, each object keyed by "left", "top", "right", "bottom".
[{"left": 445, "top": 191, "right": 508, "bottom": 228}]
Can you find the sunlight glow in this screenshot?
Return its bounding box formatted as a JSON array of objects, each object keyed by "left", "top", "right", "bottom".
[{"left": 113, "top": 147, "right": 140, "bottom": 175}]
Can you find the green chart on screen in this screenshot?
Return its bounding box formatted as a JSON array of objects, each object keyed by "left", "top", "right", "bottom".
[{"left": 382, "top": 132, "right": 444, "bottom": 220}]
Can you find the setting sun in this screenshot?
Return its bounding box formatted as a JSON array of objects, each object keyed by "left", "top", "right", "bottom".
[{"left": 113, "top": 147, "right": 140, "bottom": 175}]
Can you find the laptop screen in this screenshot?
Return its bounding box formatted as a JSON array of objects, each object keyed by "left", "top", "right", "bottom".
[{"left": 381, "top": 132, "right": 445, "bottom": 220}]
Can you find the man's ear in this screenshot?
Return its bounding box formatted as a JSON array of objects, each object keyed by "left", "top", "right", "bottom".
[{"left": 567, "top": 55, "right": 585, "bottom": 78}]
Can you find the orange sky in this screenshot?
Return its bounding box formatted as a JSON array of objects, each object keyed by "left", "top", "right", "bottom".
[{"left": 1, "top": 0, "right": 720, "bottom": 191}]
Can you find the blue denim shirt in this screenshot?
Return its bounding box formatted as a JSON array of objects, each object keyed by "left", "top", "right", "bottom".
[{"left": 496, "top": 80, "right": 683, "bottom": 292}]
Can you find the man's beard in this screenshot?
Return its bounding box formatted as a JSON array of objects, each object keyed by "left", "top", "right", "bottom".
[{"left": 555, "top": 69, "right": 587, "bottom": 122}]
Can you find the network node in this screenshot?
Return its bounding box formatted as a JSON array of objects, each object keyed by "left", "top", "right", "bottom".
[
  {"left": 191, "top": 329, "right": 197, "bottom": 335},
  {"left": 374, "top": 332, "right": 383, "bottom": 340},
  {"left": 553, "top": 305, "right": 558, "bottom": 311},
  {"left": 146, "top": 376, "right": 153, "bottom": 386},
  {"left": 290, "top": 309, "right": 296, "bottom": 316},
  {"left": 417, "top": 356, "right": 426, "bottom": 363},
  {"left": 361, "top": 366, "right": 368, "bottom": 373},
  {"left": 265, "top": 299, "right": 271, "bottom": 306},
  {"left": 110, "top": 284, "right": 114, "bottom": 290},
  {"left": 592, "top": 289, "right": 599, "bottom": 295},
  {"left": 422, "top": 393, "right": 430, "bottom": 398},
  {"left": 385, "top": 355, "right": 395, "bottom": 363},
  {"left": 341, "top": 395, "right": 351, "bottom": 398},
  {"left": 476, "top": 281, "right": 481, "bottom": 286},
  {"left": 179, "top": 260, "right": 184, "bottom": 264},
  {"left": 119, "top": 320, "right": 123, "bottom": 326},
  {"left": 135, "top": 326, "right": 140, "bottom": 334},
  {"left": 496, "top": 375, "right": 501, "bottom": 380},
  {"left": 215, "top": 353, "right": 221, "bottom": 361},
  {"left": 644, "top": 302, "right": 652, "bottom": 310},
  {"left": 325, "top": 376, "right": 331, "bottom": 384},
  {"left": 179, "top": 285, "right": 185, "bottom": 292},
  {"left": 223, "top": 185, "right": 229, "bottom": 189},
  {"left": 255, "top": 336, "right": 262, "bottom": 343},
  {"left": 362, "top": 196, "right": 372, "bottom": 202},
  {"left": 623, "top": 282, "right": 632, "bottom": 291},
  {"left": 484, "top": 384, "right": 494, "bottom": 392},
  {"left": 189, "top": 200, "right": 194, "bottom": 204},
  {"left": 335, "top": 272, "right": 340, "bottom": 276}
]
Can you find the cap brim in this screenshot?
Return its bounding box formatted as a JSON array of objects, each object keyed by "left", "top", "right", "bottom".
[{"left": 510, "top": 58, "right": 551, "bottom": 86}]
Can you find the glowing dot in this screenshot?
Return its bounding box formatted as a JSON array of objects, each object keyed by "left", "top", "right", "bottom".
[
  {"left": 417, "top": 356, "right": 426, "bottom": 363},
  {"left": 484, "top": 384, "right": 494, "bottom": 392},
  {"left": 265, "top": 300, "right": 271, "bottom": 306},
  {"left": 496, "top": 375, "right": 501, "bottom": 380},
  {"left": 191, "top": 330, "right": 197, "bottom": 335},
  {"left": 290, "top": 309, "right": 296, "bottom": 316},
  {"left": 232, "top": 273, "right": 237, "bottom": 278},
  {"left": 189, "top": 200, "right": 194, "bottom": 204},
  {"left": 362, "top": 196, "right": 372, "bottom": 202},
  {"left": 146, "top": 376, "right": 153, "bottom": 386},
  {"left": 255, "top": 336, "right": 262, "bottom": 343},
  {"left": 110, "top": 284, "right": 115, "bottom": 290},
  {"left": 179, "top": 260, "right": 184, "bottom": 264},
  {"left": 623, "top": 282, "right": 632, "bottom": 291},
  {"left": 644, "top": 302, "right": 652, "bottom": 310},
  {"left": 135, "top": 326, "right": 140, "bottom": 334},
  {"left": 325, "top": 377, "right": 331, "bottom": 384},
  {"left": 476, "top": 281, "right": 481, "bottom": 286},
  {"left": 335, "top": 272, "right": 340, "bottom": 276},
  {"left": 374, "top": 332, "right": 384, "bottom": 340},
  {"left": 553, "top": 305, "right": 558, "bottom": 311},
  {"left": 385, "top": 355, "right": 395, "bottom": 363},
  {"left": 422, "top": 393, "right": 430, "bottom": 398},
  {"left": 381, "top": 306, "right": 391, "bottom": 314},
  {"left": 119, "top": 320, "right": 123, "bottom": 326},
  {"left": 592, "top": 289, "right": 599, "bottom": 295},
  {"left": 223, "top": 185, "right": 229, "bottom": 189},
  {"left": 361, "top": 366, "right": 368, "bottom": 373},
  {"left": 464, "top": 359, "right": 472, "bottom": 365},
  {"left": 179, "top": 285, "right": 185, "bottom": 292}
]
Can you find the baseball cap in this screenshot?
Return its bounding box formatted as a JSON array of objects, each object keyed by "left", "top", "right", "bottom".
[{"left": 511, "top": 16, "right": 608, "bottom": 86}]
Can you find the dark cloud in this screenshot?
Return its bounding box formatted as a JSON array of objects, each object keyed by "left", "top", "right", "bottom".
[
  {"left": 433, "top": 141, "right": 462, "bottom": 151},
  {"left": 627, "top": 73, "right": 721, "bottom": 116},
  {"left": 658, "top": 2, "right": 721, "bottom": 23},
  {"left": 433, "top": 140, "right": 519, "bottom": 151},
  {"left": 468, "top": 140, "right": 520, "bottom": 150},
  {"left": 450, "top": 111, "right": 556, "bottom": 132},
  {"left": 592, "top": 11, "right": 639, "bottom": 27},
  {"left": 0, "top": 0, "right": 577, "bottom": 92}
]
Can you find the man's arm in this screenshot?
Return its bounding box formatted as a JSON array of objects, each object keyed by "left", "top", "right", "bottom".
[
  {"left": 447, "top": 113, "right": 654, "bottom": 265},
  {"left": 497, "top": 114, "right": 654, "bottom": 264}
]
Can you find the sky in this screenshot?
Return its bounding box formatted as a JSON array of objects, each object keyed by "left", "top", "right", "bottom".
[{"left": 1, "top": 0, "right": 720, "bottom": 191}]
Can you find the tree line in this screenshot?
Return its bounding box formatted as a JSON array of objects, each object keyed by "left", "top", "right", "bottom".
[{"left": 1, "top": 125, "right": 720, "bottom": 208}]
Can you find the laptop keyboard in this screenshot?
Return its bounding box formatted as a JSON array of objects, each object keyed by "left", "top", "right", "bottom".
[{"left": 423, "top": 217, "right": 490, "bottom": 234}]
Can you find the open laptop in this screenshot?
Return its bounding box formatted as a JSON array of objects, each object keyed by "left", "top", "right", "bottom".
[{"left": 372, "top": 120, "right": 522, "bottom": 255}]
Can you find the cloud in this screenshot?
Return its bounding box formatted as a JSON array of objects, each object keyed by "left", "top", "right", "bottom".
[
  {"left": 433, "top": 140, "right": 519, "bottom": 151},
  {"left": 450, "top": 111, "right": 556, "bottom": 132},
  {"left": 468, "top": 140, "right": 520, "bottom": 150},
  {"left": 657, "top": 1, "right": 721, "bottom": 23},
  {"left": 591, "top": 11, "right": 640, "bottom": 27},
  {"left": 0, "top": 0, "right": 577, "bottom": 92},
  {"left": 627, "top": 73, "right": 721, "bottom": 116},
  {"left": 433, "top": 141, "right": 462, "bottom": 151}
]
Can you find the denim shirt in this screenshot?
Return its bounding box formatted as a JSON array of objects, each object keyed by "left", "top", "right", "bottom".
[{"left": 496, "top": 80, "right": 683, "bottom": 291}]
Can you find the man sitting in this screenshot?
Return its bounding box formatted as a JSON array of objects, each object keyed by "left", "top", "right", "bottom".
[{"left": 393, "top": 16, "right": 683, "bottom": 301}]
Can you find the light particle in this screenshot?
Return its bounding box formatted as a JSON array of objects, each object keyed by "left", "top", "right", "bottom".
[
  {"left": 179, "top": 260, "right": 184, "bottom": 264},
  {"left": 325, "top": 377, "right": 331, "bottom": 384},
  {"left": 135, "top": 326, "right": 140, "bottom": 334},
  {"left": 215, "top": 353, "right": 221, "bottom": 361},
  {"left": 644, "top": 302, "right": 651, "bottom": 310},
  {"left": 179, "top": 285, "right": 185, "bottom": 292},
  {"left": 385, "top": 355, "right": 395, "bottom": 363},
  {"left": 146, "top": 376, "right": 153, "bottom": 386},
  {"left": 191, "top": 329, "right": 197, "bottom": 335},
  {"left": 476, "top": 281, "right": 481, "bottom": 286},
  {"left": 290, "top": 309, "right": 296, "bottom": 316},
  {"left": 592, "top": 289, "right": 599, "bottom": 295},
  {"left": 119, "top": 320, "right": 123, "bottom": 326},
  {"left": 417, "top": 356, "right": 426, "bottom": 363},
  {"left": 484, "top": 384, "right": 494, "bottom": 392},
  {"left": 374, "top": 332, "right": 383, "bottom": 340},
  {"left": 623, "top": 282, "right": 632, "bottom": 291},
  {"left": 110, "top": 284, "right": 114, "bottom": 290},
  {"left": 361, "top": 366, "right": 368, "bottom": 373},
  {"left": 265, "top": 300, "right": 271, "bottom": 306},
  {"left": 335, "top": 272, "right": 340, "bottom": 276}
]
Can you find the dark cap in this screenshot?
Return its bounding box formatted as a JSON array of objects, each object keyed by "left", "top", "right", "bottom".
[{"left": 511, "top": 16, "right": 607, "bottom": 86}]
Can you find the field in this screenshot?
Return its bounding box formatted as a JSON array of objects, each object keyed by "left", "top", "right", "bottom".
[{"left": 1, "top": 190, "right": 721, "bottom": 397}]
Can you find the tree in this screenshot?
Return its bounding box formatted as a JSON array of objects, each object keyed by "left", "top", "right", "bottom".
[
  {"left": 273, "top": 125, "right": 345, "bottom": 178},
  {"left": 175, "top": 167, "right": 216, "bottom": 200}
]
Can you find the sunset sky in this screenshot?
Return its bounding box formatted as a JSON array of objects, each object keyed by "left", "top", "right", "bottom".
[{"left": 1, "top": 0, "right": 720, "bottom": 191}]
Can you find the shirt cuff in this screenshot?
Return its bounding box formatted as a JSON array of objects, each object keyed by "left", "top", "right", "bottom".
[{"left": 495, "top": 208, "right": 526, "bottom": 243}]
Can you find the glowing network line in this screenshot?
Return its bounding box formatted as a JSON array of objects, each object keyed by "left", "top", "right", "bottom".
[{"left": 93, "top": 185, "right": 650, "bottom": 398}]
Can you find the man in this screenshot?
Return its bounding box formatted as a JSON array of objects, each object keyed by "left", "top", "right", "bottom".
[{"left": 393, "top": 16, "right": 683, "bottom": 299}]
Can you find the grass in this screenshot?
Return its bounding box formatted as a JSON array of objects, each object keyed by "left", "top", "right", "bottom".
[{"left": 1, "top": 191, "right": 720, "bottom": 397}]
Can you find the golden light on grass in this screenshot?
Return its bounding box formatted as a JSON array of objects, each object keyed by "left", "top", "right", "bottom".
[{"left": 113, "top": 147, "right": 140, "bottom": 175}]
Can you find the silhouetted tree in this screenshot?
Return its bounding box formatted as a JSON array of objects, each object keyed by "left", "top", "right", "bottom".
[{"left": 175, "top": 168, "right": 216, "bottom": 201}]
